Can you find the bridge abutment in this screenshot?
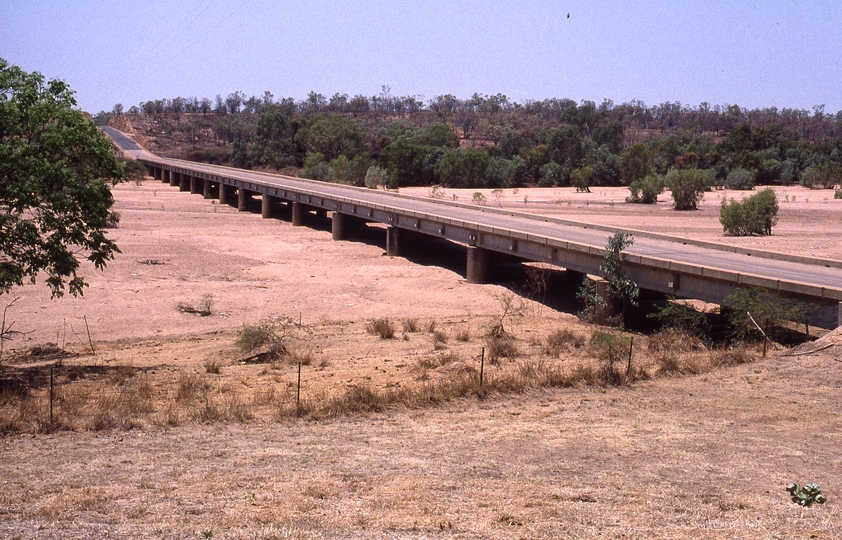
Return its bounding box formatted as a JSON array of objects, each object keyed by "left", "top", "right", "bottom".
[
  {"left": 386, "top": 226, "right": 401, "bottom": 256},
  {"left": 466, "top": 246, "right": 489, "bottom": 284},
  {"left": 332, "top": 212, "right": 347, "bottom": 241}
]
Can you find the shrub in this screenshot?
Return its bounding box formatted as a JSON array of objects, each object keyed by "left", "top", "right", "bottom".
[
  {"left": 366, "top": 318, "right": 395, "bottom": 339},
  {"left": 724, "top": 167, "right": 754, "bottom": 190},
  {"left": 235, "top": 317, "right": 302, "bottom": 360},
  {"left": 486, "top": 335, "right": 519, "bottom": 363},
  {"left": 667, "top": 169, "right": 707, "bottom": 210},
  {"left": 364, "top": 165, "right": 389, "bottom": 189},
  {"left": 835, "top": 187, "right": 842, "bottom": 199},
  {"left": 626, "top": 174, "right": 665, "bottom": 204},
  {"left": 544, "top": 328, "right": 585, "bottom": 356},
  {"left": 800, "top": 162, "right": 841, "bottom": 189},
  {"left": 402, "top": 318, "right": 419, "bottom": 333},
  {"left": 719, "top": 188, "right": 779, "bottom": 236},
  {"left": 648, "top": 299, "right": 711, "bottom": 340},
  {"left": 570, "top": 166, "right": 593, "bottom": 193},
  {"left": 722, "top": 287, "right": 807, "bottom": 342},
  {"left": 538, "top": 162, "right": 562, "bottom": 187}
]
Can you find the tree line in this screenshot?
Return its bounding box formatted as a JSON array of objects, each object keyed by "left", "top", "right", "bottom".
[{"left": 96, "top": 87, "right": 842, "bottom": 192}]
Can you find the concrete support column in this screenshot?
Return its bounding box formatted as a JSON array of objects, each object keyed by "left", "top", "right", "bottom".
[
  {"left": 262, "top": 194, "right": 274, "bottom": 219},
  {"left": 291, "top": 202, "right": 305, "bottom": 226},
  {"left": 161, "top": 169, "right": 168, "bottom": 183},
  {"left": 238, "top": 189, "right": 249, "bottom": 211},
  {"left": 203, "top": 180, "right": 212, "bottom": 199},
  {"left": 331, "top": 212, "right": 347, "bottom": 241},
  {"left": 466, "top": 246, "right": 488, "bottom": 284},
  {"left": 593, "top": 277, "right": 619, "bottom": 325},
  {"left": 170, "top": 171, "right": 179, "bottom": 187},
  {"left": 219, "top": 183, "right": 229, "bottom": 205},
  {"left": 179, "top": 174, "right": 190, "bottom": 191},
  {"left": 190, "top": 176, "right": 201, "bottom": 194},
  {"left": 386, "top": 226, "right": 402, "bottom": 257}
]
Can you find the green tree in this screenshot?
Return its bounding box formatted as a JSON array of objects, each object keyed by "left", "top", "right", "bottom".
[
  {"left": 619, "top": 143, "right": 652, "bottom": 185},
  {"left": 0, "top": 58, "right": 123, "bottom": 297},
  {"left": 800, "top": 162, "right": 842, "bottom": 189},
  {"left": 296, "top": 114, "right": 366, "bottom": 162},
  {"left": 626, "top": 174, "right": 665, "bottom": 204},
  {"left": 724, "top": 167, "right": 754, "bottom": 190},
  {"left": 570, "top": 165, "right": 593, "bottom": 192},
  {"left": 667, "top": 168, "right": 707, "bottom": 210}
]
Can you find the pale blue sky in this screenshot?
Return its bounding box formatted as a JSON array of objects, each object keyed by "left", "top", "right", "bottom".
[{"left": 2, "top": 1, "right": 840, "bottom": 114}]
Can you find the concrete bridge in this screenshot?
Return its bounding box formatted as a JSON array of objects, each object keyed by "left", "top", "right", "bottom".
[{"left": 102, "top": 128, "right": 842, "bottom": 329}]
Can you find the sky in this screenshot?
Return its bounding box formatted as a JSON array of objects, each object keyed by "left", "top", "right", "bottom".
[{"left": 2, "top": 0, "right": 841, "bottom": 114}]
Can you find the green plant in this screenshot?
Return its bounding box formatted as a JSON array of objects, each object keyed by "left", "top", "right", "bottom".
[
  {"left": 835, "top": 187, "right": 842, "bottom": 199},
  {"left": 724, "top": 167, "right": 754, "bottom": 190},
  {"left": 719, "top": 188, "right": 779, "bottom": 236},
  {"left": 648, "top": 298, "right": 711, "bottom": 339},
  {"left": 722, "top": 287, "right": 807, "bottom": 342},
  {"left": 667, "top": 168, "right": 707, "bottom": 210},
  {"left": 1, "top": 58, "right": 124, "bottom": 298},
  {"left": 578, "top": 232, "right": 639, "bottom": 324},
  {"left": 800, "top": 162, "right": 841, "bottom": 189},
  {"left": 472, "top": 192, "right": 487, "bottom": 205},
  {"left": 626, "top": 174, "right": 665, "bottom": 204},
  {"left": 786, "top": 483, "right": 826, "bottom": 507}
]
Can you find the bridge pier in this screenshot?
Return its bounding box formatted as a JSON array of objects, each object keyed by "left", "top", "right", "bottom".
[
  {"left": 203, "top": 179, "right": 212, "bottom": 199},
  {"left": 190, "top": 176, "right": 201, "bottom": 194},
  {"left": 238, "top": 189, "right": 250, "bottom": 211},
  {"left": 179, "top": 173, "right": 190, "bottom": 191},
  {"left": 219, "top": 184, "right": 231, "bottom": 205},
  {"left": 315, "top": 208, "right": 327, "bottom": 219},
  {"left": 261, "top": 194, "right": 273, "bottom": 218},
  {"left": 466, "top": 246, "right": 489, "bottom": 284},
  {"left": 170, "top": 171, "right": 179, "bottom": 187},
  {"left": 332, "top": 212, "right": 347, "bottom": 241},
  {"left": 291, "top": 202, "right": 305, "bottom": 226},
  {"left": 161, "top": 169, "right": 168, "bottom": 183},
  {"left": 386, "top": 226, "right": 401, "bottom": 256}
]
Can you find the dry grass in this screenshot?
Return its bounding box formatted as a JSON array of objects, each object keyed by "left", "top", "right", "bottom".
[{"left": 366, "top": 318, "right": 395, "bottom": 339}]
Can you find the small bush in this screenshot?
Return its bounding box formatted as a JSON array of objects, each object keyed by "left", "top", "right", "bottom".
[
  {"left": 402, "top": 318, "right": 419, "bottom": 333},
  {"left": 235, "top": 318, "right": 299, "bottom": 360},
  {"left": 176, "top": 294, "right": 214, "bottom": 316},
  {"left": 203, "top": 359, "right": 222, "bottom": 374},
  {"left": 724, "top": 167, "right": 754, "bottom": 190},
  {"left": 366, "top": 318, "right": 395, "bottom": 339},
  {"left": 432, "top": 329, "right": 448, "bottom": 349},
  {"left": 719, "top": 188, "right": 779, "bottom": 236},
  {"left": 544, "top": 329, "right": 585, "bottom": 356},
  {"left": 835, "top": 187, "right": 842, "bottom": 199},
  {"left": 626, "top": 174, "right": 665, "bottom": 204},
  {"left": 455, "top": 328, "right": 471, "bottom": 342},
  {"left": 486, "top": 335, "right": 519, "bottom": 363},
  {"left": 786, "top": 483, "right": 827, "bottom": 507},
  {"left": 667, "top": 168, "right": 707, "bottom": 210}
]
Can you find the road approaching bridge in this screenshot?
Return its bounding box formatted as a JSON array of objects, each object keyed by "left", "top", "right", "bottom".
[{"left": 102, "top": 127, "right": 842, "bottom": 329}]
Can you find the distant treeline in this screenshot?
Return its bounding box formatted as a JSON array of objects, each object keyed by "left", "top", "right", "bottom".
[{"left": 96, "top": 88, "right": 842, "bottom": 190}]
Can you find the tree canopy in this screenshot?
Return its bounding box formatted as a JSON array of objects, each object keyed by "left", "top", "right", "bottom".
[{"left": 0, "top": 58, "right": 123, "bottom": 297}]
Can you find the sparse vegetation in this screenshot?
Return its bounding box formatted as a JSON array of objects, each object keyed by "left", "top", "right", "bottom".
[
  {"left": 626, "top": 174, "right": 665, "bottom": 204},
  {"left": 366, "top": 318, "right": 395, "bottom": 339},
  {"left": 176, "top": 293, "right": 214, "bottom": 316},
  {"left": 786, "top": 483, "right": 827, "bottom": 507}
]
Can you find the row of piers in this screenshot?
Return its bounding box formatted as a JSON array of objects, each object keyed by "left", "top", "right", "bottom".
[{"left": 145, "top": 165, "right": 623, "bottom": 320}]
